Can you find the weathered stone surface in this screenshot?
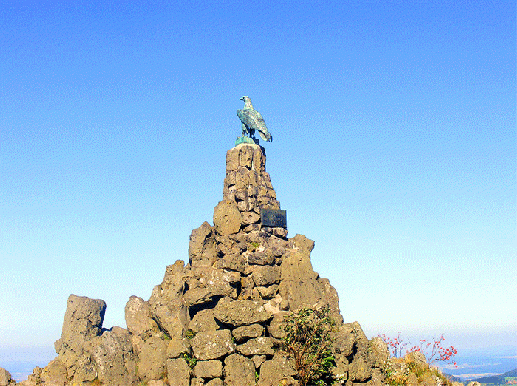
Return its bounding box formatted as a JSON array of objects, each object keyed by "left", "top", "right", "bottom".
[
  {"left": 224, "top": 354, "right": 256, "bottom": 386},
  {"left": 193, "top": 360, "right": 223, "bottom": 379},
  {"left": 167, "top": 336, "right": 191, "bottom": 359},
  {"left": 206, "top": 378, "right": 223, "bottom": 386},
  {"left": 148, "top": 380, "right": 167, "bottom": 386},
  {"left": 248, "top": 250, "right": 275, "bottom": 265},
  {"left": 137, "top": 336, "right": 168, "bottom": 381},
  {"left": 368, "top": 337, "right": 389, "bottom": 368},
  {"left": 149, "top": 297, "right": 189, "bottom": 339},
  {"left": 257, "top": 353, "right": 297, "bottom": 386},
  {"left": 125, "top": 295, "right": 160, "bottom": 338},
  {"left": 92, "top": 327, "right": 137, "bottom": 386},
  {"left": 333, "top": 322, "right": 369, "bottom": 358},
  {"left": 256, "top": 284, "right": 279, "bottom": 299},
  {"left": 252, "top": 265, "right": 280, "bottom": 286},
  {"left": 267, "top": 312, "right": 287, "bottom": 338},
  {"left": 54, "top": 294, "right": 106, "bottom": 354},
  {"left": 277, "top": 236, "right": 342, "bottom": 318},
  {"left": 190, "top": 329, "right": 235, "bottom": 360},
  {"left": 19, "top": 367, "right": 43, "bottom": 386},
  {"left": 189, "top": 222, "right": 217, "bottom": 267},
  {"left": 190, "top": 377, "right": 203, "bottom": 386},
  {"left": 213, "top": 200, "right": 242, "bottom": 235},
  {"left": 187, "top": 267, "right": 240, "bottom": 299},
  {"left": 213, "top": 298, "right": 271, "bottom": 326},
  {"left": 223, "top": 144, "right": 280, "bottom": 214},
  {"left": 188, "top": 309, "right": 219, "bottom": 333},
  {"left": 0, "top": 368, "right": 14, "bottom": 386},
  {"left": 405, "top": 350, "right": 428, "bottom": 369},
  {"left": 183, "top": 287, "right": 218, "bottom": 307},
  {"left": 148, "top": 261, "right": 189, "bottom": 338},
  {"left": 237, "top": 337, "right": 277, "bottom": 356},
  {"left": 349, "top": 355, "right": 372, "bottom": 382},
  {"left": 232, "top": 324, "right": 264, "bottom": 343},
  {"left": 213, "top": 253, "right": 246, "bottom": 273},
  {"left": 242, "top": 211, "right": 261, "bottom": 224},
  {"left": 166, "top": 358, "right": 191, "bottom": 386}
]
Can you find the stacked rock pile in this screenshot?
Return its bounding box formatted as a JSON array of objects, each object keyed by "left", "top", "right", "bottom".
[{"left": 7, "top": 143, "right": 390, "bottom": 386}]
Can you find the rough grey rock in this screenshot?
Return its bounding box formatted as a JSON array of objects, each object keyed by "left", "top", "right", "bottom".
[
  {"left": 54, "top": 294, "right": 106, "bottom": 354},
  {"left": 368, "top": 336, "right": 390, "bottom": 368},
  {"left": 213, "top": 200, "right": 242, "bottom": 235},
  {"left": 252, "top": 265, "right": 280, "bottom": 286},
  {"left": 92, "top": 327, "right": 137, "bottom": 386},
  {"left": 205, "top": 378, "right": 223, "bottom": 386},
  {"left": 166, "top": 358, "right": 191, "bottom": 386},
  {"left": 125, "top": 295, "right": 160, "bottom": 339},
  {"left": 17, "top": 143, "right": 388, "bottom": 386},
  {"left": 248, "top": 250, "right": 275, "bottom": 265},
  {"left": 189, "top": 222, "right": 217, "bottom": 267},
  {"left": 257, "top": 353, "right": 297, "bottom": 386},
  {"left": 237, "top": 337, "right": 277, "bottom": 356},
  {"left": 267, "top": 312, "right": 288, "bottom": 339},
  {"left": 148, "top": 380, "right": 167, "bottom": 386},
  {"left": 136, "top": 336, "right": 168, "bottom": 381},
  {"left": 223, "top": 354, "right": 256, "bottom": 386},
  {"left": 193, "top": 360, "right": 223, "bottom": 379},
  {"left": 213, "top": 298, "right": 271, "bottom": 326},
  {"left": 213, "top": 253, "right": 246, "bottom": 273},
  {"left": 190, "top": 330, "right": 235, "bottom": 360},
  {"left": 166, "top": 336, "right": 191, "bottom": 359},
  {"left": 148, "top": 260, "right": 189, "bottom": 338},
  {"left": 232, "top": 324, "right": 264, "bottom": 343},
  {"left": 188, "top": 309, "right": 219, "bottom": 333},
  {"left": 349, "top": 355, "right": 372, "bottom": 382}
]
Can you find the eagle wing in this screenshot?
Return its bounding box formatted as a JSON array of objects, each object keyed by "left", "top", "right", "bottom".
[{"left": 237, "top": 108, "right": 272, "bottom": 142}]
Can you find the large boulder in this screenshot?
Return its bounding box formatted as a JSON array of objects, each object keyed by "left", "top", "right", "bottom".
[
  {"left": 257, "top": 353, "right": 297, "bottom": 386},
  {"left": 136, "top": 336, "right": 168, "bottom": 381},
  {"left": 190, "top": 330, "right": 235, "bottom": 360},
  {"left": 223, "top": 354, "right": 256, "bottom": 386},
  {"left": 213, "top": 200, "right": 242, "bottom": 235},
  {"left": 125, "top": 296, "right": 161, "bottom": 339},
  {"left": 193, "top": 360, "right": 223, "bottom": 379},
  {"left": 166, "top": 358, "right": 191, "bottom": 386},
  {"left": 54, "top": 294, "right": 106, "bottom": 354},
  {"left": 91, "top": 327, "right": 137, "bottom": 386}
]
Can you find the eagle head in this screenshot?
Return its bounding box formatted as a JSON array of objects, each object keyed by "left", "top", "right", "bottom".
[{"left": 240, "top": 96, "right": 253, "bottom": 109}]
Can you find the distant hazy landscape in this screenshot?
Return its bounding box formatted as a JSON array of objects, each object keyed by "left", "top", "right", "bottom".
[{"left": 439, "top": 345, "right": 517, "bottom": 382}]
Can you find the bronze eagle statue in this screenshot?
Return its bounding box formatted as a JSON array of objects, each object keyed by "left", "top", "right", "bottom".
[{"left": 237, "top": 96, "right": 273, "bottom": 142}]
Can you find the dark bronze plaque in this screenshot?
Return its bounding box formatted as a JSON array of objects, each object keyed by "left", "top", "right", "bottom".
[{"left": 260, "top": 209, "right": 287, "bottom": 228}]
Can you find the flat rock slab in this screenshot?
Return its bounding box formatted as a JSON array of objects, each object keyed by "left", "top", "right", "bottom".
[
  {"left": 190, "top": 329, "right": 235, "bottom": 360},
  {"left": 213, "top": 299, "right": 272, "bottom": 326}
]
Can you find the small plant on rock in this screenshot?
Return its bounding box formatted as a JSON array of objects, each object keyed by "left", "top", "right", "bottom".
[
  {"left": 182, "top": 352, "right": 197, "bottom": 369},
  {"left": 185, "top": 329, "right": 197, "bottom": 339},
  {"left": 282, "top": 306, "right": 336, "bottom": 386}
]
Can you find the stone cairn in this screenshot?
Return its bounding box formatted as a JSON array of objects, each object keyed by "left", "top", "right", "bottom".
[{"left": 5, "top": 143, "right": 389, "bottom": 386}]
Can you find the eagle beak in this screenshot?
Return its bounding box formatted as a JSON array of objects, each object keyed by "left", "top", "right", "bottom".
[{"left": 240, "top": 96, "right": 245, "bottom": 101}]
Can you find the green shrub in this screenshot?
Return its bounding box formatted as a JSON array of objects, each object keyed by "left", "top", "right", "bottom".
[{"left": 282, "top": 306, "right": 336, "bottom": 386}]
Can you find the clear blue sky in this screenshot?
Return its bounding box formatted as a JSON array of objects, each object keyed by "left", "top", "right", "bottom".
[{"left": 1, "top": 0, "right": 515, "bottom": 375}]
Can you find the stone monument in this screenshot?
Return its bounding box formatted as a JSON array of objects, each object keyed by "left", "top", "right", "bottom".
[{"left": 4, "top": 104, "right": 392, "bottom": 386}]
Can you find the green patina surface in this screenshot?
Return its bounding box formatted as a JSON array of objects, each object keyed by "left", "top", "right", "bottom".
[{"left": 235, "top": 136, "right": 259, "bottom": 146}]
